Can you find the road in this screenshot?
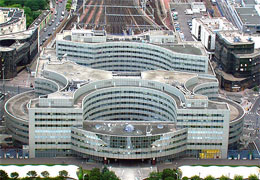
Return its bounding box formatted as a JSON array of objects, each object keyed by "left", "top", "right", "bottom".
[{"left": 39, "top": 0, "right": 68, "bottom": 46}]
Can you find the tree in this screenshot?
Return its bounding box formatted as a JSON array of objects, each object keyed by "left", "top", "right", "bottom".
[
  {"left": 191, "top": 175, "right": 201, "bottom": 180},
  {"left": 77, "top": 167, "right": 83, "bottom": 180},
  {"left": 182, "top": 177, "right": 189, "bottom": 180},
  {"left": 148, "top": 172, "right": 160, "bottom": 180},
  {"left": 25, "top": 0, "right": 40, "bottom": 11},
  {"left": 102, "top": 165, "right": 109, "bottom": 174},
  {"left": 162, "top": 169, "right": 175, "bottom": 180},
  {"left": 253, "top": 86, "right": 259, "bottom": 92},
  {"left": 27, "top": 170, "right": 37, "bottom": 178},
  {"left": 10, "top": 172, "right": 19, "bottom": 179},
  {"left": 89, "top": 176, "right": 100, "bottom": 180},
  {"left": 101, "top": 171, "right": 119, "bottom": 180},
  {"left": 204, "top": 175, "right": 215, "bottom": 180},
  {"left": 90, "top": 168, "right": 101, "bottom": 178},
  {"left": 219, "top": 175, "right": 229, "bottom": 180},
  {"left": 248, "top": 174, "right": 258, "bottom": 180},
  {"left": 41, "top": 171, "right": 50, "bottom": 178},
  {"left": 165, "top": 177, "right": 175, "bottom": 180},
  {"left": 234, "top": 175, "right": 243, "bottom": 180},
  {"left": 59, "top": 170, "right": 68, "bottom": 177},
  {"left": 0, "top": 170, "right": 9, "bottom": 180}
]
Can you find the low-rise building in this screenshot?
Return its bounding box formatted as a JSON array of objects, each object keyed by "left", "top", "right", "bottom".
[
  {"left": 192, "top": 17, "right": 237, "bottom": 55},
  {"left": 0, "top": 28, "right": 38, "bottom": 79},
  {"left": 214, "top": 30, "right": 260, "bottom": 91},
  {"left": 0, "top": 8, "right": 26, "bottom": 35}
]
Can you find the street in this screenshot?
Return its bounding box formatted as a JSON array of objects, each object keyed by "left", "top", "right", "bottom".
[{"left": 39, "top": 0, "right": 68, "bottom": 46}]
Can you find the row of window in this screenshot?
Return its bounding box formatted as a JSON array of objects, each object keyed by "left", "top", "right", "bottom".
[
  {"left": 57, "top": 43, "right": 206, "bottom": 63},
  {"left": 35, "top": 119, "right": 77, "bottom": 122},
  {"left": 177, "top": 119, "right": 224, "bottom": 123},
  {"left": 35, "top": 142, "right": 71, "bottom": 145},
  {"left": 35, "top": 112, "right": 81, "bottom": 116},
  {"left": 177, "top": 114, "right": 224, "bottom": 117}
]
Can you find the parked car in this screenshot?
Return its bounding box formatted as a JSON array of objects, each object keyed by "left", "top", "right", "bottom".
[{"left": 43, "top": 28, "right": 47, "bottom": 32}]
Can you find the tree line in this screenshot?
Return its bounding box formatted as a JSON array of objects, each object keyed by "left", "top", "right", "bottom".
[
  {"left": 0, "top": 0, "right": 49, "bottom": 27},
  {"left": 146, "top": 168, "right": 258, "bottom": 180},
  {"left": 0, "top": 166, "right": 120, "bottom": 180}
]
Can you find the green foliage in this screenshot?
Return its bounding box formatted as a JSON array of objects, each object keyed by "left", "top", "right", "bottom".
[
  {"left": 90, "top": 168, "right": 101, "bottom": 178},
  {"left": 27, "top": 170, "right": 37, "bottom": 178},
  {"left": 148, "top": 171, "right": 160, "bottom": 180},
  {"left": 66, "top": 3, "right": 71, "bottom": 11},
  {"left": 59, "top": 170, "right": 68, "bottom": 177},
  {"left": 0, "top": 170, "right": 9, "bottom": 180},
  {"left": 191, "top": 175, "right": 201, "bottom": 180},
  {"left": 204, "top": 175, "right": 215, "bottom": 180},
  {"left": 165, "top": 177, "right": 175, "bottom": 180},
  {"left": 11, "top": 172, "right": 19, "bottom": 179},
  {"left": 233, "top": 175, "right": 243, "bottom": 180},
  {"left": 77, "top": 167, "right": 83, "bottom": 180},
  {"left": 101, "top": 171, "right": 119, "bottom": 180},
  {"left": 248, "top": 174, "right": 258, "bottom": 180},
  {"left": 219, "top": 175, "right": 229, "bottom": 180},
  {"left": 41, "top": 171, "right": 50, "bottom": 178},
  {"left": 182, "top": 177, "right": 189, "bottom": 180},
  {"left": 253, "top": 86, "right": 259, "bottom": 92},
  {"left": 162, "top": 169, "right": 175, "bottom": 180}
]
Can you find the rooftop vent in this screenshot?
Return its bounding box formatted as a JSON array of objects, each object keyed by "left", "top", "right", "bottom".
[
  {"left": 124, "top": 124, "right": 135, "bottom": 132},
  {"left": 95, "top": 124, "right": 102, "bottom": 130},
  {"left": 233, "top": 36, "right": 241, "bottom": 42},
  {"left": 157, "top": 124, "right": 164, "bottom": 129}
]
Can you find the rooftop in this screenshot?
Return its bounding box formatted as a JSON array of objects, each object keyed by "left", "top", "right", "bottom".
[
  {"left": 83, "top": 121, "right": 177, "bottom": 136},
  {"left": 194, "top": 17, "right": 237, "bottom": 34},
  {"left": 158, "top": 43, "right": 205, "bottom": 56},
  {"left": 235, "top": 7, "right": 260, "bottom": 25},
  {"left": 217, "top": 30, "right": 257, "bottom": 46},
  {"left": 5, "top": 91, "right": 36, "bottom": 120},
  {"left": 0, "top": 8, "right": 24, "bottom": 28}
]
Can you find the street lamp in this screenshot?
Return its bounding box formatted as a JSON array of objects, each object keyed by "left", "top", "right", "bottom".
[
  {"left": 175, "top": 172, "right": 179, "bottom": 180},
  {"left": 2, "top": 66, "right": 5, "bottom": 95}
]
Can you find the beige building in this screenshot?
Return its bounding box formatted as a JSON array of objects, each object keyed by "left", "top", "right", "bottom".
[{"left": 0, "top": 7, "right": 26, "bottom": 35}]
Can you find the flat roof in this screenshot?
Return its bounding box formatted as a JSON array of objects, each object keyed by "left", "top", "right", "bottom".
[
  {"left": 0, "top": 8, "right": 24, "bottom": 28},
  {"left": 158, "top": 43, "right": 203, "bottom": 56},
  {"left": 195, "top": 17, "right": 237, "bottom": 34},
  {"left": 243, "top": 0, "right": 256, "bottom": 5},
  {"left": 235, "top": 7, "right": 260, "bottom": 25},
  {"left": 214, "top": 97, "right": 244, "bottom": 121},
  {"left": 83, "top": 121, "right": 177, "bottom": 136},
  {"left": 6, "top": 91, "right": 36, "bottom": 121}
]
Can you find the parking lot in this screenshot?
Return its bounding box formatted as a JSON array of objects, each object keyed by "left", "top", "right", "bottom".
[{"left": 169, "top": 3, "right": 205, "bottom": 41}]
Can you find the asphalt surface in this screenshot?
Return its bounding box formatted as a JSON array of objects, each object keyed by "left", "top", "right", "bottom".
[
  {"left": 169, "top": 3, "right": 204, "bottom": 41},
  {"left": 39, "top": 0, "right": 67, "bottom": 46}
]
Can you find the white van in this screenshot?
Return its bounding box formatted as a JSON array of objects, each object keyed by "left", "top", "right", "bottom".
[{"left": 185, "top": 9, "right": 193, "bottom": 15}]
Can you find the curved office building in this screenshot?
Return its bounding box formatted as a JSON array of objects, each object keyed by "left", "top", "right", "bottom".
[
  {"left": 56, "top": 30, "right": 208, "bottom": 74},
  {"left": 4, "top": 46, "right": 245, "bottom": 162}
]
